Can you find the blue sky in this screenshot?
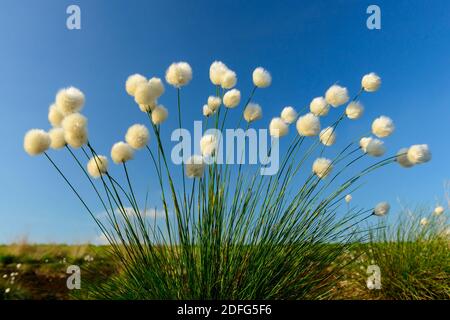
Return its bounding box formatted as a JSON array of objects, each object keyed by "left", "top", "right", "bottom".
[{"left": 0, "top": 0, "right": 449, "bottom": 243}]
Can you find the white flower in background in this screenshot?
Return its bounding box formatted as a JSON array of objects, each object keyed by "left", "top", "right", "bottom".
[
  {"left": 185, "top": 155, "right": 205, "bottom": 178},
  {"left": 252, "top": 67, "right": 271, "bottom": 88},
  {"left": 374, "top": 202, "right": 390, "bottom": 216},
  {"left": 420, "top": 217, "right": 429, "bottom": 226},
  {"left": 48, "top": 104, "right": 64, "bottom": 127},
  {"left": 407, "top": 144, "right": 431, "bottom": 164},
  {"left": 49, "top": 128, "right": 66, "bottom": 149},
  {"left": 16, "top": 264, "right": 21, "bottom": 269},
  {"left": 200, "top": 134, "right": 218, "bottom": 156},
  {"left": 138, "top": 100, "right": 157, "bottom": 113},
  {"left": 372, "top": 116, "right": 395, "bottom": 138},
  {"left": 125, "top": 74, "right": 147, "bottom": 96},
  {"left": 151, "top": 105, "right": 169, "bottom": 124},
  {"left": 396, "top": 148, "right": 414, "bottom": 168},
  {"left": 87, "top": 155, "right": 108, "bottom": 178},
  {"left": 310, "top": 97, "right": 329, "bottom": 116},
  {"left": 280, "top": 106, "right": 298, "bottom": 124},
  {"left": 312, "top": 157, "right": 333, "bottom": 179},
  {"left": 346, "top": 101, "right": 364, "bottom": 120},
  {"left": 244, "top": 103, "right": 262, "bottom": 122},
  {"left": 125, "top": 124, "right": 149, "bottom": 149},
  {"left": 56, "top": 87, "right": 85, "bottom": 116},
  {"left": 111, "top": 142, "right": 134, "bottom": 164},
  {"left": 433, "top": 206, "right": 444, "bottom": 216},
  {"left": 62, "top": 113, "right": 88, "bottom": 148},
  {"left": 203, "top": 104, "right": 215, "bottom": 117},
  {"left": 269, "top": 117, "right": 289, "bottom": 138},
  {"left": 165, "top": 62, "right": 192, "bottom": 87},
  {"left": 319, "top": 127, "right": 337, "bottom": 146},
  {"left": 207, "top": 96, "right": 221, "bottom": 112},
  {"left": 366, "top": 138, "right": 385, "bottom": 157},
  {"left": 223, "top": 89, "right": 241, "bottom": 108},
  {"left": 4, "top": 288, "right": 10, "bottom": 294},
  {"left": 325, "top": 85, "right": 349, "bottom": 107},
  {"left": 345, "top": 194, "right": 352, "bottom": 203},
  {"left": 361, "top": 72, "right": 381, "bottom": 92},
  {"left": 221, "top": 69, "right": 237, "bottom": 89},
  {"left": 209, "top": 61, "right": 228, "bottom": 86},
  {"left": 24, "top": 129, "right": 51, "bottom": 156},
  {"left": 296, "top": 113, "right": 320, "bottom": 136}
]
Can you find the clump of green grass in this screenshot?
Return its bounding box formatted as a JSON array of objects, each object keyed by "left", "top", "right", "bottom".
[
  {"left": 25, "top": 63, "right": 431, "bottom": 300},
  {"left": 356, "top": 206, "right": 449, "bottom": 299}
]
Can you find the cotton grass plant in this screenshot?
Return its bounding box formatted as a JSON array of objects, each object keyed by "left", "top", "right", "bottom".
[
  {"left": 356, "top": 204, "right": 449, "bottom": 300},
  {"left": 24, "top": 62, "right": 432, "bottom": 299}
]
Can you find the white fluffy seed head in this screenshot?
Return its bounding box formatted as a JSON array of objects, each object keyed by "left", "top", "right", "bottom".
[
  {"left": 125, "top": 74, "right": 147, "bottom": 96},
  {"left": 62, "top": 113, "right": 88, "bottom": 148},
  {"left": 203, "top": 104, "right": 214, "bottom": 117},
  {"left": 252, "top": 67, "right": 271, "bottom": 88},
  {"left": 407, "top": 144, "right": 431, "bottom": 164},
  {"left": 325, "top": 85, "right": 349, "bottom": 107},
  {"left": 64, "top": 129, "right": 88, "bottom": 148},
  {"left": 125, "top": 124, "right": 149, "bottom": 149},
  {"left": 48, "top": 104, "right": 64, "bottom": 127},
  {"left": 200, "top": 134, "right": 218, "bottom": 156},
  {"left": 296, "top": 113, "right": 321, "bottom": 136},
  {"left": 87, "top": 155, "right": 108, "bottom": 178},
  {"left": 55, "top": 87, "right": 85, "bottom": 115},
  {"left": 24, "top": 129, "right": 51, "bottom": 156},
  {"left": 362, "top": 73, "right": 381, "bottom": 92},
  {"left": 433, "top": 206, "right": 444, "bottom": 216},
  {"left": 148, "top": 77, "right": 165, "bottom": 98},
  {"left": 269, "top": 117, "right": 289, "bottom": 138},
  {"left": 134, "top": 78, "right": 165, "bottom": 106},
  {"left": 372, "top": 116, "right": 395, "bottom": 138},
  {"left": 165, "top": 62, "right": 192, "bottom": 87},
  {"left": 396, "top": 148, "right": 414, "bottom": 168},
  {"left": 209, "top": 61, "right": 228, "bottom": 86},
  {"left": 185, "top": 155, "right": 205, "bottom": 178},
  {"left": 151, "top": 105, "right": 168, "bottom": 124},
  {"left": 319, "top": 127, "right": 337, "bottom": 146},
  {"left": 134, "top": 82, "right": 153, "bottom": 105},
  {"left": 366, "top": 138, "right": 385, "bottom": 157},
  {"left": 346, "top": 101, "right": 364, "bottom": 120},
  {"left": 111, "top": 142, "right": 134, "bottom": 164},
  {"left": 62, "top": 113, "right": 87, "bottom": 132},
  {"left": 49, "top": 128, "right": 66, "bottom": 149},
  {"left": 138, "top": 100, "right": 157, "bottom": 113},
  {"left": 207, "top": 96, "right": 221, "bottom": 112},
  {"left": 312, "top": 157, "right": 333, "bottom": 179},
  {"left": 420, "top": 217, "right": 429, "bottom": 226},
  {"left": 244, "top": 103, "right": 262, "bottom": 122},
  {"left": 374, "top": 202, "right": 390, "bottom": 216},
  {"left": 280, "top": 106, "right": 298, "bottom": 124},
  {"left": 345, "top": 194, "right": 352, "bottom": 203},
  {"left": 223, "top": 89, "right": 241, "bottom": 108},
  {"left": 310, "top": 97, "right": 330, "bottom": 116},
  {"left": 221, "top": 70, "right": 237, "bottom": 89},
  {"left": 359, "top": 137, "right": 372, "bottom": 152}
]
